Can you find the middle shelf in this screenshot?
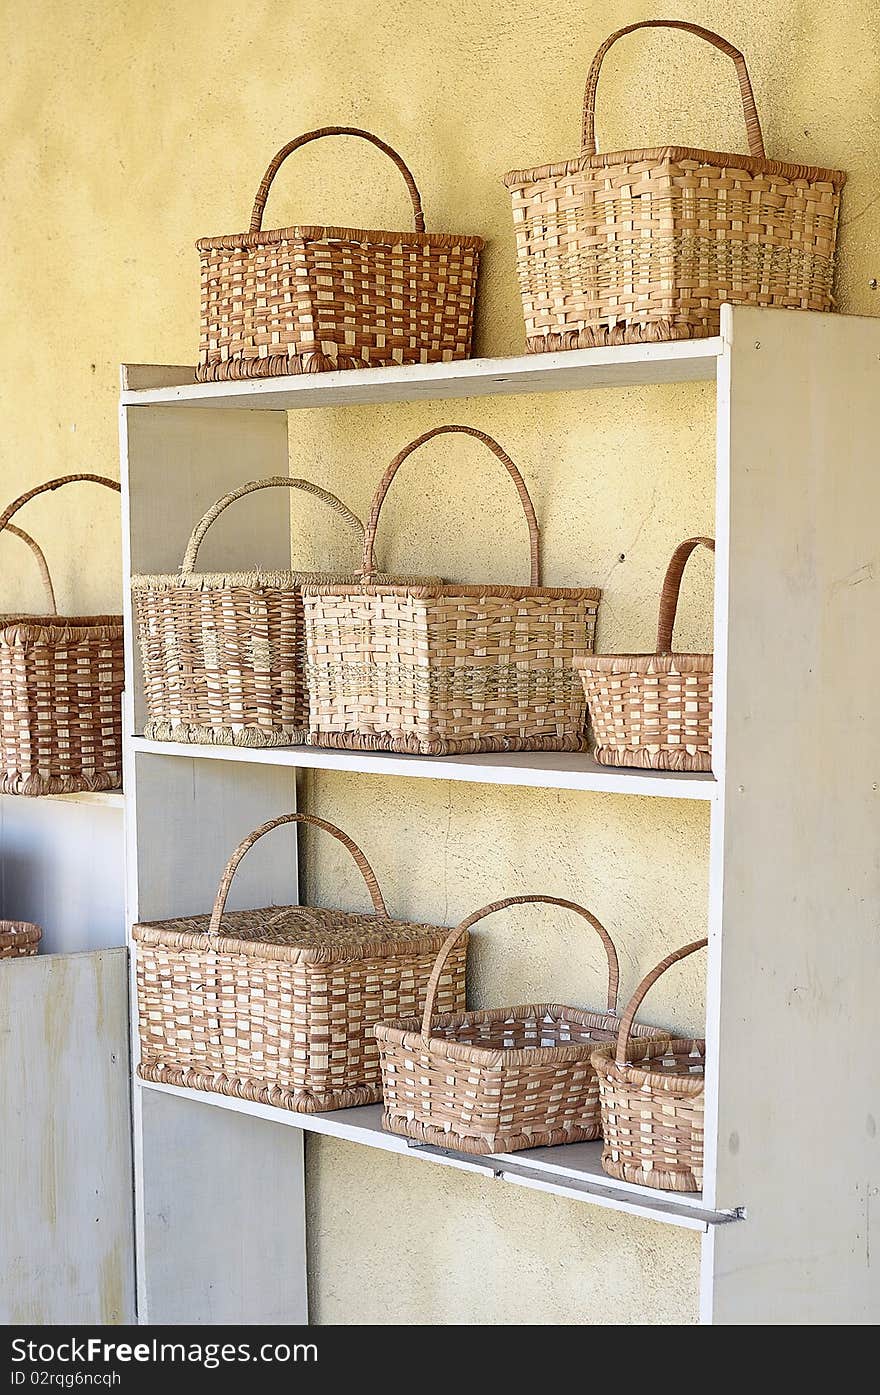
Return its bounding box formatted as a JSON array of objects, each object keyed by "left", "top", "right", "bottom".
[{"left": 130, "top": 737, "right": 717, "bottom": 801}]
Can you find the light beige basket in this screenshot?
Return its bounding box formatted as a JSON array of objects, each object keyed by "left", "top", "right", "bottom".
[
  {"left": 0, "top": 920, "right": 42, "bottom": 958},
  {"left": 196, "top": 125, "right": 483, "bottom": 382},
  {"left": 592, "top": 938, "right": 707, "bottom": 1192},
  {"left": 576, "top": 537, "right": 714, "bottom": 771},
  {"left": 504, "top": 19, "right": 845, "bottom": 351},
  {"left": 132, "top": 475, "right": 426, "bottom": 747},
  {"left": 375, "top": 894, "right": 667, "bottom": 1155},
  {"left": 134, "top": 812, "right": 466, "bottom": 1113},
  {"left": 0, "top": 475, "right": 123, "bottom": 796},
  {"left": 303, "top": 425, "right": 601, "bottom": 755}
]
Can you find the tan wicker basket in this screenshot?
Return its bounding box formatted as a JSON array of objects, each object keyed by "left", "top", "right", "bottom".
[
  {"left": 375, "top": 894, "right": 666, "bottom": 1155},
  {"left": 0, "top": 475, "right": 123, "bottom": 796},
  {"left": 196, "top": 125, "right": 483, "bottom": 382},
  {"left": 592, "top": 938, "right": 707, "bottom": 1192},
  {"left": 504, "top": 20, "right": 845, "bottom": 351},
  {"left": 134, "top": 812, "right": 466, "bottom": 1113},
  {"left": 132, "top": 476, "right": 427, "bottom": 747},
  {"left": 0, "top": 920, "right": 42, "bottom": 958},
  {"left": 303, "top": 425, "right": 601, "bottom": 755},
  {"left": 576, "top": 537, "right": 714, "bottom": 771}
]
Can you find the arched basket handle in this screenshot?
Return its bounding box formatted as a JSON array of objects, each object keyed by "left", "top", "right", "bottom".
[
  {"left": 2, "top": 524, "right": 57, "bottom": 614},
  {"left": 249, "top": 126, "right": 425, "bottom": 235},
  {"left": 362, "top": 425, "right": 540, "bottom": 585},
  {"left": 420, "top": 894, "right": 621, "bottom": 1038},
  {"left": 615, "top": 937, "right": 708, "bottom": 1067},
  {"left": 208, "top": 812, "right": 388, "bottom": 938},
  {"left": 656, "top": 537, "right": 715, "bottom": 653},
  {"left": 582, "top": 20, "right": 766, "bottom": 160}
]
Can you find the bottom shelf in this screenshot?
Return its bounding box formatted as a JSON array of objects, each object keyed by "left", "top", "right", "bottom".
[{"left": 137, "top": 1078, "right": 740, "bottom": 1232}]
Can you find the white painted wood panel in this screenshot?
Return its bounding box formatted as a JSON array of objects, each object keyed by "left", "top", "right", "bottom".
[
  {"left": 0, "top": 949, "right": 134, "bottom": 1323},
  {"left": 708, "top": 307, "right": 880, "bottom": 1324}
]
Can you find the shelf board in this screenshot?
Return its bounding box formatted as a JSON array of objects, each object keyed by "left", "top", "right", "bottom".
[
  {"left": 129, "top": 737, "right": 716, "bottom": 801},
  {"left": 5, "top": 790, "right": 126, "bottom": 810},
  {"left": 137, "top": 1080, "right": 738, "bottom": 1231},
  {"left": 120, "top": 339, "right": 722, "bottom": 411}
]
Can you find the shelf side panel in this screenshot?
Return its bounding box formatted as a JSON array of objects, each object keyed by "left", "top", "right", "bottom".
[{"left": 710, "top": 306, "right": 880, "bottom": 1324}]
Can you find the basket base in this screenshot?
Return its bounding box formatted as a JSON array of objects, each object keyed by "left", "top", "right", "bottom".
[
  {"left": 526, "top": 320, "right": 714, "bottom": 353},
  {"left": 600, "top": 1149, "right": 703, "bottom": 1194},
  {"left": 195, "top": 347, "right": 468, "bottom": 383},
  {"left": 143, "top": 720, "right": 311, "bottom": 748},
  {"left": 383, "top": 1109, "right": 601, "bottom": 1155},
  {"left": 309, "top": 730, "right": 589, "bottom": 757},
  {"left": 137, "top": 1061, "right": 382, "bottom": 1114},
  {"left": 0, "top": 770, "right": 122, "bottom": 796},
  {"left": 592, "top": 744, "right": 712, "bottom": 773}
]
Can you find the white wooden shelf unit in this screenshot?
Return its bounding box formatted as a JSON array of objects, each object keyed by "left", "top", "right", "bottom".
[{"left": 120, "top": 306, "right": 880, "bottom": 1326}]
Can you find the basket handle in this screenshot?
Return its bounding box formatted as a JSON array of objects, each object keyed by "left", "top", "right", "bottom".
[
  {"left": 582, "top": 20, "right": 766, "bottom": 160},
  {"left": 615, "top": 937, "right": 708, "bottom": 1067},
  {"left": 249, "top": 126, "right": 426, "bottom": 235},
  {"left": 0, "top": 474, "right": 120, "bottom": 543},
  {"left": 179, "top": 477, "right": 366, "bottom": 576},
  {"left": 362, "top": 425, "right": 540, "bottom": 585},
  {"left": 420, "top": 894, "right": 620, "bottom": 1038},
  {"left": 656, "top": 536, "right": 715, "bottom": 653},
  {"left": 208, "top": 811, "right": 388, "bottom": 938},
  {"left": 2, "top": 524, "right": 57, "bottom": 614}
]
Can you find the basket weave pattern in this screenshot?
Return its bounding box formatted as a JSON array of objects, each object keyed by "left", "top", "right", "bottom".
[
  {"left": 0, "top": 920, "right": 41, "bottom": 958},
  {"left": 304, "top": 426, "right": 600, "bottom": 755},
  {"left": 0, "top": 476, "right": 123, "bottom": 796},
  {"left": 592, "top": 939, "right": 707, "bottom": 1192},
  {"left": 196, "top": 127, "right": 482, "bottom": 382},
  {"left": 376, "top": 896, "right": 664, "bottom": 1155},
  {"left": 134, "top": 813, "right": 466, "bottom": 1113},
  {"left": 504, "top": 21, "right": 844, "bottom": 350},
  {"left": 577, "top": 536, "right": 714, "bottom": 771}
]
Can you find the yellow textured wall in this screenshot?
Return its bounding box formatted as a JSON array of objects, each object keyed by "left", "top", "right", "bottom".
[{"left": 3, "top": 0, "right": 879, "bottom": 1325}]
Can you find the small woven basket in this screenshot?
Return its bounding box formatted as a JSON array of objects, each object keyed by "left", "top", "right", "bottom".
[
  {"left": 504, "top": 20, "right": 845, "bottom": 351},
  {"left": 196, "top": 125, "right": 483, "bottom": 382},
  {"left": 303, "top": 425, "right": 601, "bottom": 755},
  {"left": 0, "top": 920, "right": 42, "bottom": 958},
  {"left": 592, "top": 938, "right": 707, "bottom": 1192},
  {"left": 576, "top": 537, "right": 714, "bottom": 771},
  {"left": 376, "top": 894, "right": 666, "bottom": 1155},
  {"left": 134, "top": 812, "right": 466, "bottom": 1113},
  {"left": 0, "top": 475, "right": 123, "bottom": 796},
  {"left": 132, "top": 476, "right": 425, "bottom": 747}
]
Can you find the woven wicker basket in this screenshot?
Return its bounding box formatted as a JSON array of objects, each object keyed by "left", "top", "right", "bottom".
[
  {"left": 592, "top": 938, "right": 707, "bottom": 1192},
  {"left": 375, "top": 894, "right": 666, "bottom": 1155},
  {"left": 196, "top": 125, "right": 483, "bottom": 382},
  {"left": 0, "top": 475, "right": 123, "bottom": 796},
  {"left": 134, "top": 812, "right": 466, "bottom": 1112},
  {"left": 504, "top": 20, "right": 845, "bottom": 351},
  {"left": 303, "top": 425, "right": 601, "bottom": 755},
  {"left": 576, "top": 537, "right": 714, "bottom": 771},
  {"left": 0, "top": 920, "right": 42, "bottom": 958},
  {"left": 132, "top": 476, "right": 426, "bottom": 747}
]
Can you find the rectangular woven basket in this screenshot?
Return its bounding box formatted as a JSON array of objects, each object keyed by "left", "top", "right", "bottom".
[
  {"left": 576, "top": 536, "right": 714, "bottom": 771},
  {"left": 0, "top": 920, "right": 41, "bottom": 958},
  {"left": 132, "top": 476, "right": 431, "bottom": 747},
  {"left": 0, "top": 475, "right": 123, "bottom": 796},
  {"left": 303, "top": 426, "right": 601, "bottom": 755},
  {"left": 376, "top": 895, "right": 666, "bottom": 1155},
  {"left": 133, "top": 813, "right": 466, "bottom": 1113},
  {"left": 197, "top": 126, "right": 482, "bottom": 382},
  {"left": 504, "top": 20, "right": 845, "bottom": 350}
]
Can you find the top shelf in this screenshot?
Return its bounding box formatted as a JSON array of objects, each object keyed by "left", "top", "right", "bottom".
[{"left": 120, "top": 338, "right": 722, "bottom": 411}]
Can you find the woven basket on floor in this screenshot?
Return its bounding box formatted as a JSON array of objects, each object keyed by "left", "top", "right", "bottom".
[
  {"left": 592, "top": 938, "right": 707, "bottom": 1192},
  {"left": 576, "top": 536, "right": 714, "bottom": 771},
  {"left": 132, "top": 476, "right": 428, "bottom": 747},
  {"left": 375, "top": 894, "right": 666, "bottom": 1155},
  {"left": 196, "top": 125, "right": 483, "bottom": 382},
  {"left": 0, "top": 920, "right": 42, "bottom": 958},
  {"left": 504, "top": 19, "right": 845, "bottom": 351},
  {"left": 303, "top": 425, "right": 601, "bottom": 755},
  {"left": 134, "top": 812, "right": 466, "bottom": 1112},
  {"left": 0, "top": 475, "right": 123, "bottom": 796}
]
